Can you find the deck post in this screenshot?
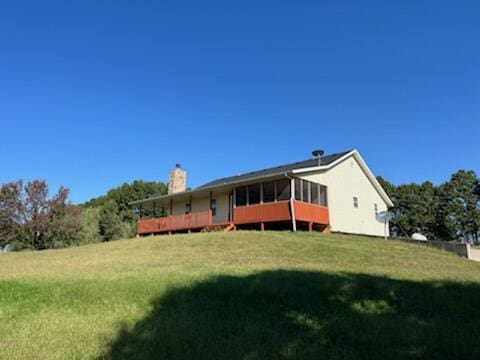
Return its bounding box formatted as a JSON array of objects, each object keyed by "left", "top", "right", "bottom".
[
  {"left": 260, "top": 222, "right": 265, "bottom": 231},
  {"left": 232, "top": 188, "right": 236, "bottom": 224},
  {"left": 290, "top": 178, "right": 297, "bottom": 232},
  {"left": 209, "top": 192, "right": 213, "bottom": 222},
  {"left": 308, "top": 222, "right": 313, "bottom": 232}
]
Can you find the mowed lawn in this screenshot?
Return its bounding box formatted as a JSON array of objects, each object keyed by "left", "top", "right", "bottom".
[{"left": 1, "top": 232, "right": 480, "bottom": 359}]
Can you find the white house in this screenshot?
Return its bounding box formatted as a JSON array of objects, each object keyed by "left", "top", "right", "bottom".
[{"left": 131, "top": 149, "right": 393, "bottom": 237}]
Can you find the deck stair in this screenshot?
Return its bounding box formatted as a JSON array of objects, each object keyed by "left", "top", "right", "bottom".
[
  {"left": 201, "top": 222, "right": 235, "bottom": 233},
  {"left": 223, "top": 223, "right": 236, "bottom": 232}
]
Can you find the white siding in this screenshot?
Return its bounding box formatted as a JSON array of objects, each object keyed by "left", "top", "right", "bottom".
[
  {"left": 171, "top": 192, "right": 230, "bottom": 223},
  {"left": 299, "top": 155, "right": 389, "bottom": 237},
  {"left": 171, "top": 201, "right": 186, "bottom": 216},
  {"left": 212, "top": 192, "right": 230, "bottom": 223}
]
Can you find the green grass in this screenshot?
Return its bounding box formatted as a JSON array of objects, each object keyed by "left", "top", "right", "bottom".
[{"left": 1, "top": 231, "right": 480, "bottom": 359}]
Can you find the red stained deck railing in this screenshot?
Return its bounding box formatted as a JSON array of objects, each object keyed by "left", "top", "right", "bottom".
[
  {"left": 137, "top": 210, "right": 212, "bottom": 235},
  {"left": 293, "top": 200, "right": 329, "bottom": 224},
  {"left": 233, "top": 200, "right": 292, "bottom": 224},
  {"left": 233, "top": 200, "right": 329, "bottom": 225},
  {"left": 137, "top": 201, "right": 329, "bottom": 235}
]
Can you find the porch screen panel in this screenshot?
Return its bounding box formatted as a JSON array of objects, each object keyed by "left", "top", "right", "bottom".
[
  {"left": 276, "top": 179, "right": 291, "bottom": 201},
  {"left": 236, "top": 186, "right": 247, "bottom": 207},
  {"left": 294, "top": 179, "right": 302, "bottom": 201},
  {"left": 262, "top": 182, "right": 275, "bottom": 203},
  {"left": 248, "top": 184, "right": 261, "bottom": 205},
  {"left": 302, "top": 180, "right": 310, "bottom": 203},
  {"left": 311, "top": 183, "right": 320, "bottom": 205},
  {"left": 320, "top": 185, "right": 328, "bottom": 206}
]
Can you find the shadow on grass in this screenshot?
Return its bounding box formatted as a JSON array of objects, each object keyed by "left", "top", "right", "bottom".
[{"left": 101, "top": 271, "right": 480, "bottom": 359}]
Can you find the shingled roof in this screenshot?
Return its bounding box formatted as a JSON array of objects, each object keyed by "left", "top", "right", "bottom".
[{"left": 196, "top": 150, "right": 353, "bottom": 189}]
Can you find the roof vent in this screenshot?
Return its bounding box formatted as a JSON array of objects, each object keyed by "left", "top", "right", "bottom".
[{"left": 312, "top": 149, "right": 325, "bottom": 166}]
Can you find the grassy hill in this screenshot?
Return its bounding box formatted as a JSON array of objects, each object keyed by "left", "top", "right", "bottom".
[{"left": 1, "top": 231, "right": 480, "bottom": 359}]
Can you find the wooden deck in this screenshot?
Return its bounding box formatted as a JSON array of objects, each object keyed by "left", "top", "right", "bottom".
[
  {"left": 137, "top": 200, "right": 329, "bottom": 235},
  {"left": 137, "top": 210, "right": 212, "bottom": 235}
]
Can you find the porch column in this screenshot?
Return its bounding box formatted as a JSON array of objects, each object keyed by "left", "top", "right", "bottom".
[
  {"left": 209, "top": 192, "right": 213, "bottom": 225},
  {"left": 231, "top": 189, "right": 236, "bottom": 223},
  {"left": 290, "top": 178, "right": 297, "bottom": 232}
]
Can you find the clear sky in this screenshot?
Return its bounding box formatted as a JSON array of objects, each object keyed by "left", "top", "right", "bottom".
[{"left": 0, "top": 1, "right": 479, "bottom": 204}]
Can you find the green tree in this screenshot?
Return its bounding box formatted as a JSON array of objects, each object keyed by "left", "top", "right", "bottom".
[
  {"left": 98, "top": 200, "right": 131, "bottom": 241},
  {"left": 377, "top": 176, "right": 396, "bottom": 198},
  {"left": 377, "top": 177, "right": 440, "bottom": 239},
  {"left": 437, "top": 170, "right": 480, "bottom": 242},
  {"left": 84, "top": 180, "right": 167, "bottom": 240},
  {"left": 76, "top": 207, "right": 102, "bottom": 245},
  {"left": 393, "top": 182, "right": 440, "bottom": 239},
  {"left": 0, "top": 181, "right": 22, "bottom": 248}
]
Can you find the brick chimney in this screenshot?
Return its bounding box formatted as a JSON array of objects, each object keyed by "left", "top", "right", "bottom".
[{"left": 168, "top": 164, "right": 187, "bottom": 194}]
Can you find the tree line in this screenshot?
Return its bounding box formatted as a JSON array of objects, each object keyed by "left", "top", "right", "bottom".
[
  {"left": 378, "top": 170, "right": 480, "bottom": 242},
  {"left": 0, "top": 180, "right": 167, "bottom": 250},
  {"left": 1, "top": 169, "right": 479, "bottom": 251}
]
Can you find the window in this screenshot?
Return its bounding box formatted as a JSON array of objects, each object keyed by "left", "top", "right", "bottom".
[
  {"left": 210, "top": 199, "right": 217, "bottom": 216},
  {"left": 353, "top": 196, "right": 359, "bottom": 208},
  {"left": 185, "top": 203, "right": 191, "bottom": 214},
  {"left": 294, "top": 179, "right": 302, "bottom": 201},
  {"left": 303, "top": 180, "right": 310, "bottom": 203},
  {"left": 276, "top": 179, "right": 291, "bottom": 201},
  {"left": 311, "top": 183, "right": 320, "bottom": 204},
  {"left": 248, "top": 184, "right": 261, "bottom": 205},
  {"left": 236, "top": 186, "right": 247, "bottom": 206},
  {"left": 262, "top": 182, "right": 275, "bottom": 203},
  {"left": 320, "top": 186, "right": 328, "bottom": 206}
]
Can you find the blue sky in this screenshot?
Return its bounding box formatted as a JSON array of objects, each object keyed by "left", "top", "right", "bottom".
[{"left": 0, "top": 1, "right": 479, "bottom": 203}]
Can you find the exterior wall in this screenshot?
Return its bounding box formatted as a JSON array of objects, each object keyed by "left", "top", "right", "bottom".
[
  {"left": 171, "top": 201, "right": 186, "bottom": 216},
  {"left": 191, "top": 197, "right": 210, "bottom": 213},
  {"left": 213, "top": 192, "right": 230, "bottom": 223},
  {"left": 170, "top": 192, "right": 230, "bottom": 223},
  {"left": 299, "top": 155, "right": 389, "bottom": 237}
]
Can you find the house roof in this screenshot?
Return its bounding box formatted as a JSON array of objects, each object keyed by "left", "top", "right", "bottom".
[
  {"left": 197, "top": 150, "right": 353, "bottom": 189},
  {"left": 129, "top": 149, "right": 394, "bottom": 208},
  {"left": 129, "top": 150, "right": 353, "bottom": 206}
]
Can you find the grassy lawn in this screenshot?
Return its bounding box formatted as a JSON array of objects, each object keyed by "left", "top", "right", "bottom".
[{"left": 1, "top": 231, "right": 480, "bottom": 359}]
